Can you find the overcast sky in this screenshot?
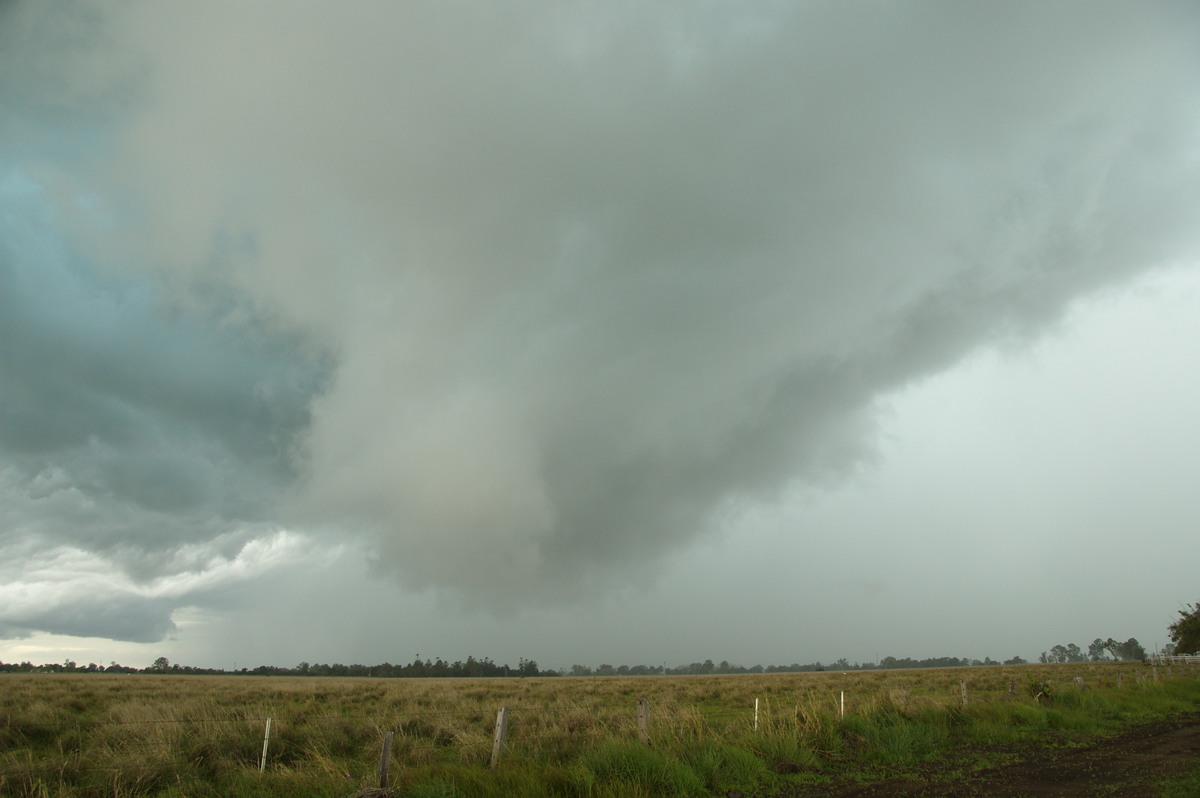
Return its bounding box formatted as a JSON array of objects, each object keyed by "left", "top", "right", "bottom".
[{"left": 2, "top": 1, "right": 1199, "bottom": 671}]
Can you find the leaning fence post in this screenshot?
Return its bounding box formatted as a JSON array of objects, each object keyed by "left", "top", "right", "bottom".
[
  {"left": 490, "top": 707, "right": 509, "bottom": 768},
  {"left": 378, "top": 730, "right": 394, "bottom": 788},
  {"left": 259, "top": 718, "right": 272, "bottom": 774},
  {"left": 637, "top": 699, "right": 650, "bottom": 744}
]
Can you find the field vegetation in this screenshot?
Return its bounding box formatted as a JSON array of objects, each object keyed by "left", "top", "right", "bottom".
[{"left": 1, "top": 660, "right": 1197, "bottom": 797}]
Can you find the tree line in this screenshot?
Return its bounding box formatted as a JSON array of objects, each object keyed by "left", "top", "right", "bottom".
[
  {"left": 1038, "top": 637, "right": 1147, "bottom": 664},
  {"left": 4, "top": 608, "right": 1191, "bottom": 677},
  {"left": 0, "top": 653, "right": 1029, "bottom": 677}
]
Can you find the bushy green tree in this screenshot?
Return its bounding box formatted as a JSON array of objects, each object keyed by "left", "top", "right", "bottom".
[
  {"left": 1104, "top": 637, "right": 1147, "bottom": 661},
  {"left": 1168, "top": 602, "right": 1200, "bottom": 655}
]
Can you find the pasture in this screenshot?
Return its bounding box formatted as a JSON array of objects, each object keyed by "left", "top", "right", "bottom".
[{"left": 1, "top": 661, "right": 1197, "bottom": 797}]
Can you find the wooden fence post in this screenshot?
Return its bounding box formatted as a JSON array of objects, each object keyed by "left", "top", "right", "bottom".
[
  {"left": 754, "top": 698, "right": 759, "bottom": 732},
  {"left": 1008, "top": 679, "right": 1016, "bottom": 698},
  {"left": 960, "top": 680, "right": 968, "bottom": 707},
  {"left": 378, "top": 730, "right": 394, "bottom": 788},
  {"left": 840, "top": 691, "right": 845, "bottom": 718},
  {"left": 637, "top": 699, "right": 650, "bottom": 744},
  {"left": 490, "top": 707, "right": 509, "bottom": 768},
  {"left": 259, "top": 718, "right": 271, "bottom": 774}
]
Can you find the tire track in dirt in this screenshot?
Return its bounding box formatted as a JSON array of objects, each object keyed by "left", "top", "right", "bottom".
[{"left": 778, "top": 711, "right": 1200, "bottom": 798}]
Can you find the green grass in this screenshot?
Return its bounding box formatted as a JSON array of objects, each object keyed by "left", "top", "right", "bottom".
[
  {"left": 0, "top": 663, "right": 1196, "bottom": 796},
  {"left": 1160, "top": 763, "right": 1200, "bottom": 798}
]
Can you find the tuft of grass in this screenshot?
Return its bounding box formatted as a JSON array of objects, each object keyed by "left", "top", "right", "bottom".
[
  {"left": 583, "top": 741, "right": 704, "bottom": 796},
  {"left": 746, "top": 734, "right": 821, "bottom": 774},
  {"left": 678, "top": 740, "right": 770, "bottom": 791}
]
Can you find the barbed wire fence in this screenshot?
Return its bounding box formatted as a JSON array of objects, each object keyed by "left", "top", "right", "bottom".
[{"left": 1, "top": 665, "right": 1194, "bottom": 792}]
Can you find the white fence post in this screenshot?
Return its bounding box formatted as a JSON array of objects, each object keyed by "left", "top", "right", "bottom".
[{"left": 259, "top": 718, "right": 271, "bottom": 774}]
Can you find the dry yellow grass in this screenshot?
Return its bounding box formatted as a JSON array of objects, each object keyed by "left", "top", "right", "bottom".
[{"left": 0, "top": 661, "right": 1193, "bottom": 797}]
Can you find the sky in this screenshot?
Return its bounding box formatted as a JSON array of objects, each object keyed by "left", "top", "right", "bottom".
[{"left": 2, "top": 1, "right": 1199, "bottom": 671}]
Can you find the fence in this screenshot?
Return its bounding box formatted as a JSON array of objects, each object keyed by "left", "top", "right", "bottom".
[
  {"left": 2, "top": 664, "right": 1195, "bottom": 794},
  {"left": 1153, "top": 654, "right": 1200, "bottom": 665}
]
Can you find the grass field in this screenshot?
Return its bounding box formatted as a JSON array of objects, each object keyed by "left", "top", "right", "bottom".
[{"left": 1, "top": 661, "right": 1197, "bottom": 797}]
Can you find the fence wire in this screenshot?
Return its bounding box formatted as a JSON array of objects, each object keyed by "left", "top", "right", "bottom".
[{"left": 3, "top": 666, "right": 1191, "bottom": 790}]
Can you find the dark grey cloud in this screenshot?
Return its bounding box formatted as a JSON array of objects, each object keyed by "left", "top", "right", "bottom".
[
  {"left": 4, "top": 592, "right": 177, "bottom": 644},
  {"left": 0, "top": 175, "right": 328, "bottom": 570},
  {"left": 2, "top": 0, "right": 1199, "bottom": 636}
]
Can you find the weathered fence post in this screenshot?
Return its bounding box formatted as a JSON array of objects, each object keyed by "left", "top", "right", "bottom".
[
  {"left": 840, "top": 691, "right": 845, "bottom": 718},
  {"left": 960, "top": 680, "right": 968, "bottom": 707},
  {"left": 1008, "top": 679, "right": 1016, "bottom": 698},
  {"left": 1117, "top": 671, "right": 1123, "bottom": 689},
  {"left": 490, "top": 707, "right": 509, "bottom": 768},
  {"left": 378, "top": 730, "right": 394, "bottom": 788},
  {"left": 754, "top": 698, "right": 759, "bottom": 732},
  {"left": 637, "top": 699, "right": 650, "bottom": 744},
  {"left": 259, "top": 718, "right": 272, "bottom": 774}
]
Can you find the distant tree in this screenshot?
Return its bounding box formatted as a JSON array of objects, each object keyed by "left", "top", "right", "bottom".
[
  {"left": 1104, "top": 638, "right": 1147, "bottom": 661},
  {"left": 150, "top": 656, "right": 170, "bottom": 673},
  {"left": 1168, "top": 602, "right": 1200, "bottom": 655},
  {"left": 1004, "top": 656, "right": 1027, "bottom": 665},
  {"left": 1088, "top": 639, "right": 1110, "bottom": 661}
]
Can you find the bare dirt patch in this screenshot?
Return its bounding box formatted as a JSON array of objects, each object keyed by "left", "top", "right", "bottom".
[{"left": 776, "top": 712, "right": 1200, "bottom": 798}]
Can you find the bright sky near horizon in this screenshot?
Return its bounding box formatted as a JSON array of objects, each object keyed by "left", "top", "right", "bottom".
[{"left": 2, "top": 1, "right": 1199, "bottom": 671}]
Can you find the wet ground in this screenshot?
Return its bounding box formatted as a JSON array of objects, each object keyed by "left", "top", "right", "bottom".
[{"left": 776, "top": 711, "right": 1200, "bottom": 798}]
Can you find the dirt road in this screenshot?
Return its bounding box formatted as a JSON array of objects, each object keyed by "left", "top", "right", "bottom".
[{"left": 777, "top": 711, "right": 1200, "bottom": 798}]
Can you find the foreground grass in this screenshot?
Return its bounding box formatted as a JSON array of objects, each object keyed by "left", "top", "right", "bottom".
[
  {"left": 1160, "top": 763, "right": 1200, "bottom": 798},
  {"left": 0, "top": 662, "right": 1196, "bottom": 797}
]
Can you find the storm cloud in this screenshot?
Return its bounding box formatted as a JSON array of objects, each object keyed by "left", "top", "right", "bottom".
[{"left": 3, "top": 1, "right": 1200, "bottom": 642}]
